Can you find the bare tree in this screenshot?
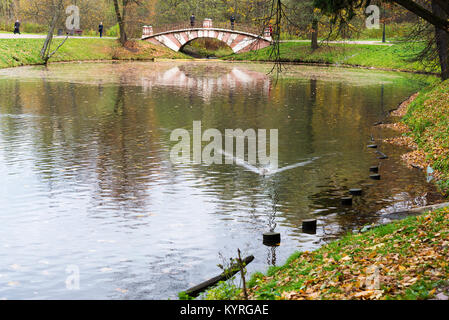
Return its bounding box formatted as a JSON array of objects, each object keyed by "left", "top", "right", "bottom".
[
  {"left": 113, "top": 0, "right": 141, "bottom": 46},
  {"left": 21, "top": 0, "right": 69, "bottom": 65},
  {"left": 0, "top": 0, "right": 16, "bottom": 19},
  {"left": 40, "top": 0, "right": 68, "bottom": 65}
]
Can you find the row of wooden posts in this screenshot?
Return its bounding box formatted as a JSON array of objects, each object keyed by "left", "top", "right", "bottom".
[{"left": 262, "top": 134, "right": 389, "bottom": 246}]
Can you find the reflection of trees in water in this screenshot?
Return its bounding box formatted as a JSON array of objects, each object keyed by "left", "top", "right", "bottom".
[
  {"left": 0, "top": 78, "right": 168, "bottom": 213},
  {"left": 267, "top": 191, "right": 279, "bottom": 232},
  {"left": 89, "top": 81, "right": 165, "bottom": 211},
  {"left": 266, "top": 245, "right": 277, "bottom": 266},
  {"left": 0, "top": 80, "right": 24, "bottom": 159},
  {"left": 180, "top": 78, "right": 320, "bottom": 220},
  {"left": 0, "top": 65, "right": 439, "bottom": 240},
  {"left": 178, "top": 76, "right": 440, "bottom": 239}
]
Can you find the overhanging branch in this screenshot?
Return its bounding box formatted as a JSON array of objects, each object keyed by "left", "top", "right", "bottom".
[{"left": 393, "top": 0, "right": 449, "bottom": 32}]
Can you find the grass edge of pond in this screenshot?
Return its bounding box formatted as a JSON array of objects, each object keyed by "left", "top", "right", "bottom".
[
  {"left": 0, "top": 38, "right": 190, "bottom": 69},
  {"left": 223, "top": 42, "right": 440, "bottom": 76},
  {"left": 201, "top": 80, "right": 449, "bottom": 301},
  {"left": 202, "top": 206, "right": 449, "bottom": 300}
]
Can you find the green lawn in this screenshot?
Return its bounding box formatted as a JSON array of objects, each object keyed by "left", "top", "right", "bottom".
[
  {"left": 205, "top": 207, "right": 449, "bottom": 300},
  {"left": 0, "top": 38, "right": 188, "bottom": 69},
  {"left": 225, "top": 42, "right": 438, "bottom": 74}
]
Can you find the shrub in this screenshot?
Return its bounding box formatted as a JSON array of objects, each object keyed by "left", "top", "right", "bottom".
[{"left": 106, "top": 24, "right": 119, "bottom": 37}]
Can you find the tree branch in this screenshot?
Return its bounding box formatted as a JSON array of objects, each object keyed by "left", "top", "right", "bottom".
[
  {"left": 48, "top": 35, "right": 69, "bottom": 59},
  {"left": 392, "top": 0, "right": 449, "bottom": 32}
]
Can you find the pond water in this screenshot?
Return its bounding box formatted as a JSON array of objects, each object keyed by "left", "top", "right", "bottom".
[{"left": 0, "top": 61, "right": 442, "bottom": 299}]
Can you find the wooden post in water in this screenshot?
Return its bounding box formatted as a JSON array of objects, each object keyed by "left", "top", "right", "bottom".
[
  {"left": 302, "top": 219, "right": 317, "bottom": 233},
  {"left": 350, "top": 188, "right": 363, "bottom": 196},
  {"left": 263, "top": 232, "right": 281, "bottom": 246},
  {"left": 341, "top": 197, "right": 353, "bottom": 206}
]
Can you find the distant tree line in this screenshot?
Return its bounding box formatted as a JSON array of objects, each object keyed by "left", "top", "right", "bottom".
[
  {"left": 0, "top": 0, "right": 415, "bottom": 38},
  {"left": 1, "top": 0, "right": 446, "bottom": 78}
]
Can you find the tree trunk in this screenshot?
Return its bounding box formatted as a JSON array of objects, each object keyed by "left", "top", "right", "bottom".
[
  {"left": 432, "top": 0, "right": 449, "bottom": 80},
  {"left": 122, "top": 4, "right": 128, "bottom": 44},
  {"left": 311, "top": 18, "right": 318, "bottom": 50},
  {"left": 40, "top": 11, "right": 59, "bottom": 65},
  {"left": 113, "top": 0, "right": 127, "bottom": 46}
]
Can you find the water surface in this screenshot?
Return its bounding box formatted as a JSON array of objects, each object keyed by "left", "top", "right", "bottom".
[{"left": 0, "top": 61, "right": 440, "bottom": 299}]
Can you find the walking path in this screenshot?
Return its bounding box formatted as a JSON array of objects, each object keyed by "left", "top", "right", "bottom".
[
  {"left": 280, "top": 39, "right": 393, "bottom": 46},
  {"left": 0, "top": 33, "right": 116, "bottom": 39},
  {"left": 0, "top": 33, "right": 393, "bottom": 45}
]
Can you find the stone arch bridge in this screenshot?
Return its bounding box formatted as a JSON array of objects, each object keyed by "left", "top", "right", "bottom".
[{"left": 142, "top": 20, "right": 272, "bottom": 54}]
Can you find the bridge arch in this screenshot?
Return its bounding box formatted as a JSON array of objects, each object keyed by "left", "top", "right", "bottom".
[
  {"left": 179, "top": 34, "right": 234, "bottom": 53},
  {"left": 142, "top": 25, "right": 272, "bottom": 54}
]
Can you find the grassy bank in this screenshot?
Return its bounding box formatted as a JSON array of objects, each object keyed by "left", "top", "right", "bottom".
[
  {"left": 0, "top": 38, "right": 188, "bottom": 69},
  {"left": 205, "top": 207, "right": 449, "bottom": 300},
  {"left": 205, "top": 51, "right": 449, "bottom": 300},
  {"left": 402, "top": 80, "right": 449, "bottom": 193},
  {"left": 225, "top": 42, "right": 438, "bottom": 74},
  {"left": 203, "top": 79, "right": 449, "bottom": 301}
]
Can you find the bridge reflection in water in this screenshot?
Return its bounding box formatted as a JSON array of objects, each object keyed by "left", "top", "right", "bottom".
[{"left": 140, "top": 64, "right": 272, "bottom": 102}]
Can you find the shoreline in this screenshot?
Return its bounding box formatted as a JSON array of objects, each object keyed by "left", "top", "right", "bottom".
[
  {"left": 212, "top": 206, "right": 449, "bottom": 300},
  {"left": 0, "top": 38, "right": 188, "bottom": 70},
  {"left": 202, "top": 89, "right": 449, "bottom": 300},
  {"left": 0, "top": 39, "right": 440, "bottom": 78},
  {"left": 381, "top": 93, "right": 428, "bottom": 171},
  {"left": 1, "top": 38, "right": 447, "bottom": 300},
  {"left": 382, "top": 83, "right": 449, "bottom": 195},
  {"left": 224, "top": 59, "right": 440, "bottom": 76},
  {"left": 0, "top": 56, "right": 439, "bottom": 81},
  {"left": 221, "top": 41, "right": 444, "bottom": 81}
]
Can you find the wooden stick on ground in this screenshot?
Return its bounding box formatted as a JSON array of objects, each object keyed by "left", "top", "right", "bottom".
[{"left": 185, "top": 255, "right": 254, "bottom": 298}]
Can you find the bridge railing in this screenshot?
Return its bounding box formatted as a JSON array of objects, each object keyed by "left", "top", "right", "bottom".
[{"left": 145, "top": 21, "right": 266, "bottom": 37}]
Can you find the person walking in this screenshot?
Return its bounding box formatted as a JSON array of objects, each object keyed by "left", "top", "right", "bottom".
[
  {"left": 99, "top": 22, "right": 104, "bottom": 38},
  {"left": 190, "top": 14, "right": 195, "bottom": 27},
  {"left": 13, "top": 20, "right": 21, "bottom": 35},
  {"left": 230, "top": 15, "right": 235, "bottom": 30}
]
